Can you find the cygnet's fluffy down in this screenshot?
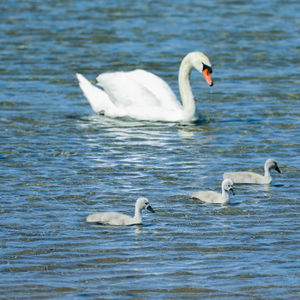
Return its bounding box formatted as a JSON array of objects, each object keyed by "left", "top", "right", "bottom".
[
  {"left": 86, "top": 197, "right": 155, "bottom": 226},
  {"left": 192, "top": 179, "right": 234, "bottom": 204},
  {"left": 223, "top": 158, "right": 281, "bottom": 184}
]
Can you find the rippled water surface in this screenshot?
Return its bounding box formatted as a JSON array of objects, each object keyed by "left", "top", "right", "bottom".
[{"left": 1, "top": 0, "right": 299, "bottom": 298}]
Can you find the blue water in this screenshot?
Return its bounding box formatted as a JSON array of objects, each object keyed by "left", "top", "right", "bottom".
[{"left": 1, "top": 0, "right": 299, "bottom": 298}]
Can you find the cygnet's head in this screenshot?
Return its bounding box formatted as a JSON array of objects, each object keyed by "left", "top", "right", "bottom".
[
  {"left": 265, "top": 159, "right": 281, "bottom": 173},
  {"left": 222, "top": 179, "right": 235, "bottom": 195},
  {"left": 188, "top": 52, "right": 213, "bottom": 86},
  {"left": 136, "top": 197, "right": 155, "bottom": 213}
]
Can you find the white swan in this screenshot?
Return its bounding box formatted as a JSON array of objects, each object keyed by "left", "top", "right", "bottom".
[
  {"left": 76, "top": 51, "right": 213, "bottom": 122},
  {"left": 86, "top": 197, "right": 155, "bottom": 226},
  {"left": 223, "top": 159, "right": 281, "bottom": 184},
  {"left": 192, "top": 179, "right": 235, "bottom": 205}
]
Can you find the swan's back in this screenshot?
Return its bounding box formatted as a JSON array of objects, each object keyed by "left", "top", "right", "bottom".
[
  {"left": 86, "top": 212, "right": 134, "bottom": 226},
  {"left": 192, "top": 191, "right": 222, "bottom": 204},
  {"left": 97, "top": 69, "right": 181, "bottom": 110},
  {"left": 223, "top": 172, "right": 267, "bottom": 184},
  {"left": 76, "top": 73, "right": 116, "bottom": 114}
]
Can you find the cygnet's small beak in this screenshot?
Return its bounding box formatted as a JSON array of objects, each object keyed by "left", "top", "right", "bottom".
[
  {"left": 146, "top": 205, "right": 155, "bottom": 213},
  {"left": 275, "top": 165, "right": 281, "bottom": 173},
  {"left": 202, "top": 68, "right": 213, "bottom": 87}
]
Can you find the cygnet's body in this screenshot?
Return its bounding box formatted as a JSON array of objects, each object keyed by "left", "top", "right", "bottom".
[
  {"left": 192, "top": 179, "right": 234, "bottom": 204},
  {"left": 86, "top": 197, "right": 155, "bottom": 226},
  {"left": 223, "top": 159, "right": 281, "bottom": 184}
]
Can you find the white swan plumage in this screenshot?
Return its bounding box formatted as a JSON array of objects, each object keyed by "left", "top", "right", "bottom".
[
  {"left": 86, "top": 197, "right": 155, "bottom": 226},
  {"left": 76, "top": 51, "right": 213, "bottom": 122},
  {"left": 223, "top": 159, "right": 281, "bottom": 184},
  {"left": 192, "top": 179, "right": 235, "bottom": 205}
]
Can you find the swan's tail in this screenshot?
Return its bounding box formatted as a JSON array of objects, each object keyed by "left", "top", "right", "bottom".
[{"left": 76, "top": 73, "right": 114, "bottom": 114}]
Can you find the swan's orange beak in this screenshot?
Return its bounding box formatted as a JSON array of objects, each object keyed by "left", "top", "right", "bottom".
[{"left": 202, "top": 68, "right": 213, "bottom": 87}]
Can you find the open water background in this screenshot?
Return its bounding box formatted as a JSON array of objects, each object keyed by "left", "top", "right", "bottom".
[{"left": 1, "top": 0, "right": 299, "bottom": 298}]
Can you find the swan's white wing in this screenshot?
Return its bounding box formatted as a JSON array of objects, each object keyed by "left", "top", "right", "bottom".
[
  {"left": 76, "top": 73, "right": 117, "bottom": 114},
  {"left": 223, "top": 172, "right": 266, "bottom": 184},
  {"left": 86, "top": 212, "right": 133, "bottom": 225},
  {"left": 192, "top": 191, "right": 222, "bottom": 204},
  {"left": 96, "top": 69, "right": 181, "bottom": 111},
  {"left": 127, "top": 70, "right": 181, "bottom": 109}
]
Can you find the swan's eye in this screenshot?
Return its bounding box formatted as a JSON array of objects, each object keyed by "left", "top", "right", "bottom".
[{"left": 203, "top": 64, "right": 213, "bottom": 74}]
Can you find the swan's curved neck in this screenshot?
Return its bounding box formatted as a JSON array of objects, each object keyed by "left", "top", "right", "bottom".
[
  {"left": 221, "top": 189, "right": 230, "bottom": 204},
  {"left": 178, "top": 55, "right": 196, "bottom": 121},
  {"left": 133, "top": 206, "right": 142, "bottom": 224},
  {"left": 264, "top": 165, "right": 272, "bottom": 180}
]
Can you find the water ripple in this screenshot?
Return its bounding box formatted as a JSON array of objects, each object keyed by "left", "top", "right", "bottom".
[{"left": 1, "top": 0, "right": 299, "bottom": 298}]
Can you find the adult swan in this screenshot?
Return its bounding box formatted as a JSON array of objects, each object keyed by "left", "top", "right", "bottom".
[{"left": 76, "top": 51, "right": 213, "bottom": 122}]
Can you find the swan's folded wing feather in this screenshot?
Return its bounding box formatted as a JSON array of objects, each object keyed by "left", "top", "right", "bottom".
[
  {"left": 86, "top": 212, "right": 133, "bottom": 225},
  {"left": 77, "top": 73, "right": 116, "bottom": 114},
  {"left": 192, "top": 191, "right": 221, "bottom": 203},
  {"left": 127, "top": 69, "right": 180, "bottom": 109},
  {"left": 96, "top": 70, "right": 180, "bottom": 110},
  {"left": 223, "top": 172, "right": 264, "bottom": 184}
]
